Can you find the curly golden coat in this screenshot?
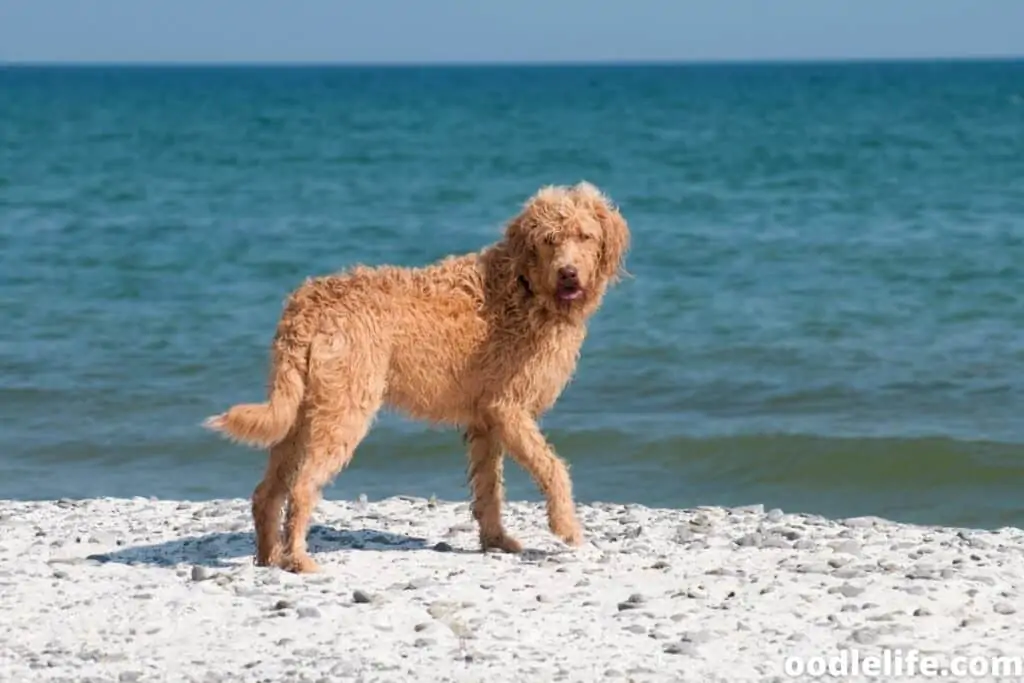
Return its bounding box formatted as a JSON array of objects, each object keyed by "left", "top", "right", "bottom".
[{"left": 204, "top": 181, "right": 631, "bottom": 572}]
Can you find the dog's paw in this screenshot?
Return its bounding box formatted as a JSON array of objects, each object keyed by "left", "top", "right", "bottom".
[
  {"left": 282, "top": 554, "right": 321, "bottom": 574},
  {"left": 561, "top": 529, "right": 585, "bottom": 547},
  {"left": 254, "top": 547, "right": 285, "bottom": 568},
  {"left": 480, "top": 533, "right": 523, "bottom": 554},
  {"left": 551, "top": 517, "right": 584, "bottom": 547}
]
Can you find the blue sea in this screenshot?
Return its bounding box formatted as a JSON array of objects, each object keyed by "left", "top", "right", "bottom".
[{"left": 2, "top": 61, "right": 1023, "bottom": 529}]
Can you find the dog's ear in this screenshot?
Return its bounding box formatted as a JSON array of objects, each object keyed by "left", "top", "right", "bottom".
[
  {"left": 504, "top": 186, "right": 561, "bottom": 287},
  {"left": 574, "top": 182, "right": 630, "bottom": 283},
  {"left": 504, "top": 212, "right": 534, "bottom": 265},
  {"left": 503, "top": 212, "right": 536, "bottom": 291}
]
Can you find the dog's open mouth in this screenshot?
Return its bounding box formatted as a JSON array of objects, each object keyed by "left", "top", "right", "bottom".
[{"left": 556, "top": 283, "right": 584, "bottom": 302}]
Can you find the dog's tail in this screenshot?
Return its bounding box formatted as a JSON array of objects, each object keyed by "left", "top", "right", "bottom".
[{"left": 204, "top": 297, "right": 313, "bottom": 449}]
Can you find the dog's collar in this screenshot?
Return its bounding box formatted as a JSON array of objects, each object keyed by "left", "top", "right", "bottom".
[{"left": 517, "top": 274, "right": 533, "bottom": 298}]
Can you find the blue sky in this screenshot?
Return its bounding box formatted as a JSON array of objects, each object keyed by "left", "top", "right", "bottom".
[{"left": 1, "top": 0, "right": 1022, "bottom": 64}]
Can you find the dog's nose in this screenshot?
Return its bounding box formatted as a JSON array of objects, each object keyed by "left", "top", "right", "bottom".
[{"left": 557, "top": 265, "right": 578, "bottom": 282}]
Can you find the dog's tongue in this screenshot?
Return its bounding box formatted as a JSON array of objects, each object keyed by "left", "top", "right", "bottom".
[{"left": 557, "top": 286, "right": 583, "bottom": 301}]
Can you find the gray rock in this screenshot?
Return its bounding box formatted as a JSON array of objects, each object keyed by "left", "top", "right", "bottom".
[
  {"left": 674, "top": 527, "right": 697, "bottom": 543},
  {"left": 297, "top": 607, "right": 321, "bottom": 618},
  {"left": 831, "top": 540, "right": 863, "bottom": 556},
  {"left": 843, "top": 516, "right": 880, "bottom": 528},
  {"left": 625, "top": 667, "right": 657, "bottom": 677},
  {"left": 617, "top": 593, "right": 645, "bottom": 611},
  {"left": 273, "top": 599, "right": 293, "bottom": 611},
  {"left": 958, "top": 531, "right": 990, "bottom": 549},
  {"left": 867, "top": 611, "right": 902, "bottom": 622},
  {"left": 794, "top": 539, "right": 818, "bottom": 551},
  {"left": 849, "top": 628, "right": 879, "bottom": 644},
  {"left": 352, "top": 589, "right": 373, "bottom": 604},
  {"left": 913, "top": 607, "right": 932, "bottom": 617},
  {"left": 118, "top": 673, "right": 142, "bottom": 683},
  {"left": 413, "top": 638, "right": 435, "bottom": 648},
  {"left": 993, "top": 602, "right": 1017, "bottom": 615},
  {"left": 663, "top": 642, "right": 699, "bottom": 656},
  {"left": 624, "top": 624, "right": 646, "bottom": 634},
  {"left": 761, "top": 536, "right": 792, "bottom": 549},
  {"left": 828, "top": 557, "right": 853, "bottom": 569},
  {"left": 403, "top": 576, "right": 434, "bottom": 591},
  {"left": 330, "top": 662, "right": 359, "bottom": 677},
  {"left": 191, "top": 566, "right": 214, "bottom": 582},
  {"left": 680, "top": 630, "right": 714, "bottom": 644},
  {"left": 689, "top": 513, "right": 713, "bottom": 528},
  {"left": 705, "top": 567, "right": 735, "bottom": 576},
  {"left": 827, "top": 582, "right": 865, "bottom": 598},
  {"left": 766, "top": 508, "right": 784, "bottom": 522},
  {"left": 832, "top": 567, "right": 866, "bottom": 579},
  {"left": 433, "top": 542, "right": 453, "bottom": 553},
  {"left": 735, "top": 533, "right": 763, "bottom": 548},
  {"left": 906, "top": 567, "right": 940, "bottom": 580}
]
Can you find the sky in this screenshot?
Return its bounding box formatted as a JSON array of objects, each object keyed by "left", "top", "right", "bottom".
[{"left": 1, "top": 0, "right": 1022, "bottom": 64}]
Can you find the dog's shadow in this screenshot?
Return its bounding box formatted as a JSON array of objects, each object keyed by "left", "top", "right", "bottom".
[{"left": 86, "top": 524, "right": 475, "bottom": 569}]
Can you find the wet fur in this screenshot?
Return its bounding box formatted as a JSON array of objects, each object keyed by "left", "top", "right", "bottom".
[{"left": 204, "top": 182, "right": 630, "bottom": 572}]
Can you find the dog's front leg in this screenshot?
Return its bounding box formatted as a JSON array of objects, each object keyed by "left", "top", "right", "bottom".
[
  {"left": 490, "top": 407, "right": 583, "bottom": 547},
  {"left": 465, "top": 425, "right": 523, "bottom": 553}
]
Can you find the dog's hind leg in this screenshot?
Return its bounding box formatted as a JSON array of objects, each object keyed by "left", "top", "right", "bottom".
[
  {"left": 281, "top": 335, "right": 384, "bottom": 573},
  {"left": 466, "top": 425, "right": 522, "bottom": 553},
  {"left": 251, "top": 425, "right": 303, "bottom": 567}
]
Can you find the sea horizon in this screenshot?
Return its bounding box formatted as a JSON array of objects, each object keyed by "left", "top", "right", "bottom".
[{"left": 3, "top": 54, "right": 1023, "bottom": 68}]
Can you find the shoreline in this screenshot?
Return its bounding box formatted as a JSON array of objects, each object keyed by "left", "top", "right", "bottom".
[{"left": 2, "top": 496, "right": 1023, "bottom": 682}]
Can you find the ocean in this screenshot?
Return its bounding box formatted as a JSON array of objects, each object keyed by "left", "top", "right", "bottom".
[{"left": 2, "top": 61, "right": 1023, "bottom": 530}]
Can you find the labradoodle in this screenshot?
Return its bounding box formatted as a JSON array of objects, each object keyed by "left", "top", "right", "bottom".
[{"left": 204, "top": 181, "right": 631, "bottom": 573}]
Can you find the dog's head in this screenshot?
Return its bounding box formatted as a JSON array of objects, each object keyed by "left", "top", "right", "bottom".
[{"left": 505, "top": 182, "right": 630, "bottom": 319}]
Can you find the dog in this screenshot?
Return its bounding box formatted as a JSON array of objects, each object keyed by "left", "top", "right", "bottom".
[{"left": 204, "top": 181, "right": 630, "bottom": 572}]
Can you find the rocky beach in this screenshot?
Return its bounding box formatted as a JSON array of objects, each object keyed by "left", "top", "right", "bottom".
[{"left": 1, "top": 497, "right": 1023, "bottom": 682}]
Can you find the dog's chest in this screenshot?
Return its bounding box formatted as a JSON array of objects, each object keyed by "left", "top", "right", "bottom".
[{"left": 513, "top": 329, "right": 585, "bottom": 414}]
